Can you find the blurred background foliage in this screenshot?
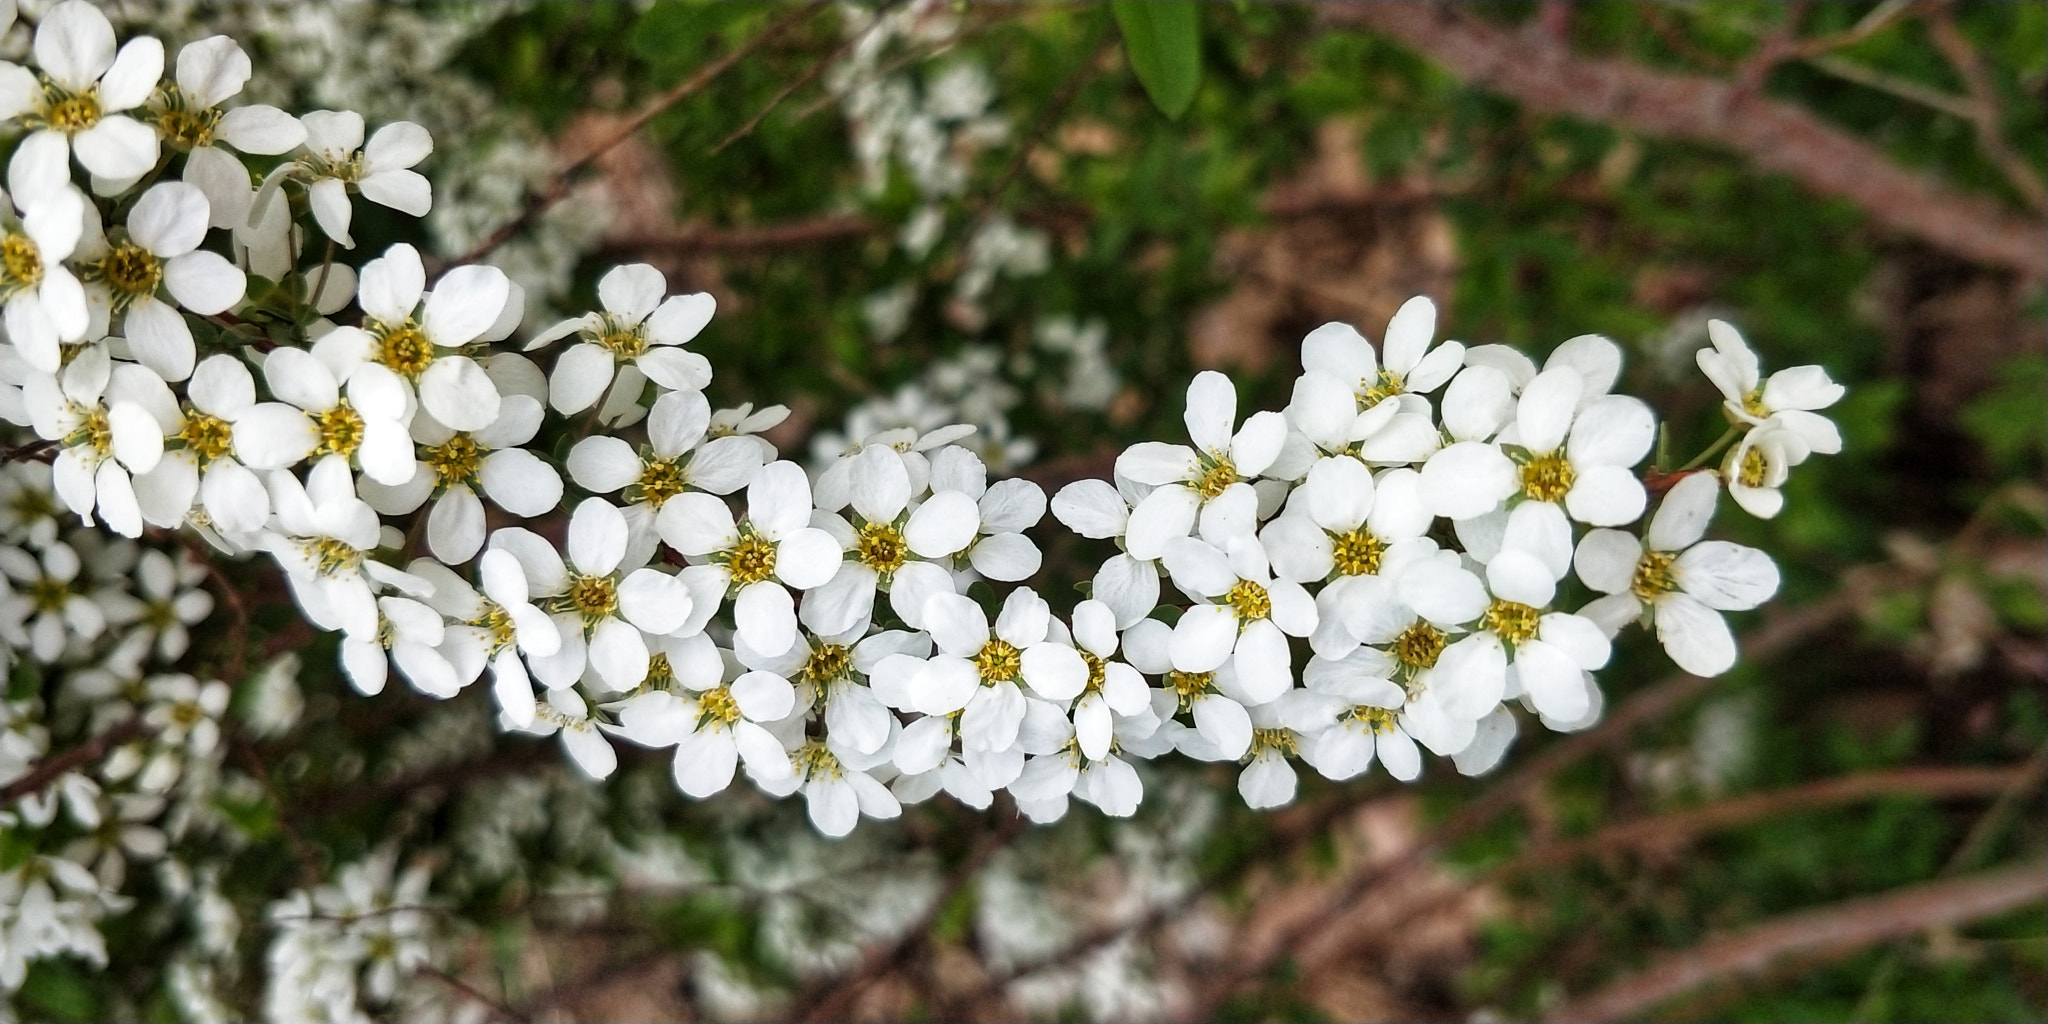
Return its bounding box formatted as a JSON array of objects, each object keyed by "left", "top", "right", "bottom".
[{"left": 34, "top": 2, "right": 2042, "bottom": 1021}]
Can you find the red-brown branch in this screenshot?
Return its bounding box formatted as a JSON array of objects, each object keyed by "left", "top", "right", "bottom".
[
  {"left": 0, "top": 718, "right": 150, "bottom": 804},
  {"left": 598, "top": 216, "right": 880, "bottom": 260},
  {"left": 1542, "top": 859, "right": 2048, "bottom": 1022},
  {"left": 1319, "top": 3, "right": 2048, "bottom": 279}
]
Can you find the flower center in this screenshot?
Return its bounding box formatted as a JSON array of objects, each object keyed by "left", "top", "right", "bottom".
[
  {"left": 475, "top": 603, "right": 517, "bottom": 654},
  {"left": 1738, "top": 446, "right": 1769, "bottom": 488},
  {"left": 1345, "top": 705, "right": 1398, "bottom": 735},
  {"left": 423, "top": 435, "right": 481, "bottom": 488},
  {"left": 795, "top": 740, "right": 842, "bottom": 782},
  {"left": 42, "top": 86, "right": 101, "bottom": 132},
  {"left": 30, "top": 577, "right": 68, "bottom": 613},
  {"left": 973, "top": 639, "right": 1022, "bottom": 684},
  {"left": 142, "top": 598, "right": 179, "bottom": 631},
  {"left": 642, "top": 653, "right": 675, "bottom": 691},
  {"left": 313, "top": 403, "right": 365, "bottom": 459},
  {"left": 72, "top": 408, "right": 114, "bottom": 458},
  {"left": 1251, "top": 727, "right": 1297, "bottom": 757},
  {"left": 1331, "top": 529, "right": 1385, "bottom": 577},
  {"left": 1391, "top": 622, "right": 1446, "bottom": 671},
  {"left": 152, "top": 88, "right": 222, "bottom": 149},
  {"left": 1362, "top": 367, "right": 1405, "bottom": 407},
  {"left": 1631, "top": 551, "right": 1677, "bottom": 601},
  {"left": 1194, "top": 457, "right": 1237, "bottom": 501},
  {"left": 97, "top": 244, "right": 164, "bottom": 311},
  {"left": 1165, "top": 669, "right": 1214, "bottom": 712},
  {"left": 1483, "top": 599, "right": 1541, "bottom": 646},
  {"left": 300, "top": 537, "right": 362, "bottom": 576},
  {"left": 698, "top": 686, "right": 742, "bottom": 728},
  {"left": 726, "top": 530, "right": 777, "bottom": 586},
  {"left": 632, "top": 457, "right": 687, "bottom": 509},
  {"left": 1, "top": 234, "right": 42, "bottom": 289},
  {"left": 1080, "top": 650, "right": 1106, "bottom": 694},
  {"left": 1740, "top": 389, "right": 1769, "bottom": 418},
  {"left": 854, "top": 521, "right": 907, "bottom": 574},
  {"left": 564, "top": 574, "right": 618, "bottom": 624},
  {"left": 372, "top": 321, "right": 435, "bottom": 380},
  {"left": 802, "top": 644, "right": 851, "bottom": 686},
  {"left": 592, "top": 318, "right": 648, "bottom": 359},
  {"left": 179, "top": 413, "right": 234, "bottom": 464},
  {"left": 1226, "top": 579, "right": 1270, "bottom": 623},
  {"left": 1519, "top": 453, "right": 1576, "bottom": 504}
]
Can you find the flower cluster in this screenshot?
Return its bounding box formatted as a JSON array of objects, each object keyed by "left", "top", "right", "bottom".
[{"left": 0, "top": 0, "right": 1848, "bottom": 858}]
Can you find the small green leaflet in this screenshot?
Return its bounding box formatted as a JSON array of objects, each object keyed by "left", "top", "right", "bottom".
[{"left": 1112, "top": 1, "right": 1202, "bottom": 120}]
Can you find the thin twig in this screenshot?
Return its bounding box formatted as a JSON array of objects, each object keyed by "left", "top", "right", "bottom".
[
  {"left": 598, "top": 216, "right": 880, "bottom": 261},
  {"left": 419, "top": 963, "right": 533, "bottom": 1024},
  {"left": 0, "top": 718, "right": 150, "bottom": 804},
  {"left": 1925, "top": 7, "right": 2047, "bottom": 212},
  {"left": 1540, "top": 859, "right": 2048, "bottom": 1022},
  {"left": 968, "top": 20, "right": 1113, "bottom": 230},
  {"left": 447, "top": 4, "right": 820, "bottom": 268},
  {"left": 711, "top": 3, "right": 897, "bottom": 155},
  {"left": 1, "top": 439, "right": 58, "bottom": 463}
]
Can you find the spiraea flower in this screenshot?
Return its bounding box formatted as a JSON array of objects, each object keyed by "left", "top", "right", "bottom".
[
  {"left": 359, "top": 393, "right": 562, "bottom": 564},
  {"left": 533, "top": 263, "right": 716, "bottom": 415},
  {"left": 0, "top": 184, "right": 90, "bottom": 372},
  {"left": 657, "top": 460, "right": 842, "bottom": 658},
  {"left": 260, "top": 110, "right": 431, "bottom": 248},
  {"left": 132, "top": 353, "right": 271, "bottom": 535},
  {"left": 1114, "top": 371, "right": 1285, "bottom": 560},
  {"left": 314, "top": 242, "right": 509, "bottom": 432},
  {"left": 76, "top": 181, "right": 246, "bottom": 382},
  {"left": 0, "top": 1, "right": 163, "bottom": 195},
  {"left": 908, "top": 587, "right": 1086, "bottom": 753},
  {"left": 152, "top": 36, "right": 306, "bottom": 229},
  {"left": 21, "top": 344, "right": 172, "bottom": 538},
  {"left": 232, "top": 345, "right": 417, "bottom": 486},
  {"left": 802, "top": 443, "right": 960, "bottom": 635}
]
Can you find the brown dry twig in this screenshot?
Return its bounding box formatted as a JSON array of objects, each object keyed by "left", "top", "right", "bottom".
[
  {"left": 418, "top": 963, "right": 532, "bottom": 1024},
  {"left": 1319, "top": 3, "right": 2048, "bottom": 278},
  {"left": 599, "top": 216, "right": 881, "bottom": 262},
  {"left": 0, "top": 717, "right": 150, "bottom": 804},
  {"left": 448, "top": 4, "right": 820, "bottom": 269},
  {"left": 1925, "top": 6, "right": 2048, "bottom": 213},
  {"left": 1541, "top": 859, "right": 2048, "bottom": 1022}
]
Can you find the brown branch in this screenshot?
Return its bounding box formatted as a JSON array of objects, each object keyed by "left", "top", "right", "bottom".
[
  {"left": 1541, "top": 859, "right": 2048, "bottom": 1022},
  {"left": 793, "top": 811, "right": 1026, "bottom": 1022},
  {"left": 1925, "top": 6, "right": 2048, "bottom": 212},
  {"left": 1319, "top": 3, "right": 2048, "bottom": 278},
  {"left": 418, "top": 963, "right": 532, "bottom": 1024},
  {"left": 0, "top": 718, "right": 149, "bottom": 804},
  {"left": 711, "top": 3, "right": 897, "bottom": 156},
  {"left": 447, "top": 4, "right": 821, "bottom": 269},
  {"left": 969, "top": 22, "right": 1113, "bottom": 228},
  {"left": 1, "top": 438, "right": 57, "bottom": 464},
  {"left": 598, "top": 216, "right": 880, "bottom": 261}
]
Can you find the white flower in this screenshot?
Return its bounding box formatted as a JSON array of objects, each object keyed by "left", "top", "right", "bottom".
[
  {"left": 411, "top": 548, "right": 561, "bottom": 728},
  {"left": 314, "top": 242, "right": 509, "bottom": 432},
  {"left": 1062, "top": 599, "right": 1153, "bottom": 761},
  {"left": 657, "top": 460, "right": 842, "bottom": 657},
  {"left": 143, "top": 674, "right": 229, "bottom": 759},
  {"left": 132, "top": 353, "right": 271, "bottom": 535},
  {"left": 0, "top": 184, "right": 89, "bottom": 372},
  {"left": 1436, "top": 540, "right": 1613, "bottom": 725},
  {"left": 155, "top": 36, "right": 307, "bottom": 229},
  {"left": 359, "top": 394, "right": 561, "bottom": 564},
  {"left": 629, "top": 667, "right": 797, "bottom": 798},
  {"left": 259, "top": 459, "right": 412, "bottom": 641},
  {"left": 338, "top": 595, "right": 456, "bottom": 699},
  {"left": 269, "top": 110, "right": 431, "bottom": 248},
  {"left": 0, "top": 541, "right": 102, "bottom": 661},
  {"left": 516, "top": 687, "right": 617, "bottom": 781},
  {"left": 96, "top": 547, "right": 210, "bottom": 663},
  {"left": 1699, "top": 319, "right": 1845, "bottom": 454},
  {"left": 924, "top": 445, "right": 1045, "bottom": 582},
  {"left": 491, "top": 498, "right": 693, "bottom": 693},
  {"left": 0, "top": 1, "right": 163, "bottom": 194},
  {"left": 1421, "top": 364, "right": 1655, "bottom": 545},
  {"left": 1114, "top": 371, "right": 1286, "bottom": 559},
  {"left": 569, "top": 387, "right": 763, "bottom": 522},
  {"left": 1237, "top": 700, "right": 1313, "bottom": 809},
  {"left": 1119, "top": 617, "right": 1255, "bottom": 760},
  {"left": 535, "top": 263, "right": 715, "bottom": 414},
  {"left": 909, "top": 587, "right": 1086, "bottom": 753},
  {"left": 76, "top": 182, "right": 247, "bottom": 382},
  {"left": 1159, "top": 534, "right": 1316, "bottom": 703},
  {"left": 1721, "top": 420, "right": 1810, "bottom": 519},
  {"left": 1050, "top": 476, "right": 1161, "bottom": 629},
  {"left": 1301, "top": 295, "right": 1464, "bottom": 414},
  {"left": 739, "top": 627, "right": 910, "bottom": 762},
  {"left": 1574, "top": 472, "right": 1780, "bottom": 676},
  {"left": 22, "top": 345, "right": 172, "bottom": 538},
  {"left": 801, "top": 444, "right": 959, "bottom": 635},
  {"left": 786, "top": 740, "right": 902, "bottom": 837},
  {"left": 1259, "top": 459, "right": 1435, "bottom": 656},
  {"left": 232, "top": 345, "right": 417, "bottom": 486},
  {"left": 1297, "top": 655, "right": 1424, "bottom": 781}
]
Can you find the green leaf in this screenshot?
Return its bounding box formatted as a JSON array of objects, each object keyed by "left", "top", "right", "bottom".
[{"left": 1112, "top": 1, "right": 1201, "bottom": 119}]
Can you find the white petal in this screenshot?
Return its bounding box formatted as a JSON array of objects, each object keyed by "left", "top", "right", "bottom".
[
  {"left": 1487, "top": 550, "right": 1555, "bottom": 608},
  {"left": 547, "top": 343, "right": 614, "bottom": 414},
  {"left": 1567, "top": 395, "right": 1655, "bottom": 468},
  {"left": 1654, "top": 593, "right": 1738, "bottom": 676},
  {"left": 1515, "top": 367, "right": 1584, "bottom": 454},
  {"left": 568, "top": 497, "right": 629, "bottom": 575},
  {"left": 1171, "top": 605, "right": 1237, "bottom": 672},
  {"left": 1051, "top": 479, "right": 1128, "bottom": 539},
  {"left": 1192, "top": 695, "right": 1252, "bottom": 759},
  {"left": 1020, "top": 643, "right": 1087, "bottom": 700},
  {"left": 423, "top": 265, "right": 510, "bottom": 348},
  {"left": 673, "top": 730, "right": 738, "bottom": 797},
  {"left": 416, "top": 357, "right": 501, "bottom": 433},
  {"left": 1572, "top": 529, "right": 1642, "bottom": 595},
  {"left": 904, "top": 489, "right": 978, "bottom": 558},
  {"left": 1674, "top": 541, "right": 1780, "bottom": 611},
  {"left": 1648, "top": 472, "right": 1719, "bottom": 551},
  {"left": 1399, "top": 559, "right": 1487, "bottom": 626},
  {"left": 734, "top": 581, "right": 797, "bottom": 657},
  {"left": 477, "top": 448, "right": 562, "bottom": 517},
  {"left": 1123, "top": 484, "right": 1199, "bottom": 561},
  {"left": 426, "top": 486, "right": 485, "bottom": 564},
  {"left": 1420, "top": 441, "right": 1516, "bottom": 520},
  {"left": 1184, "top": 371, "right": 1237, "bottom": 453},
  {"left": 618, "top": 567, "right": 691, "bottom": 635}
]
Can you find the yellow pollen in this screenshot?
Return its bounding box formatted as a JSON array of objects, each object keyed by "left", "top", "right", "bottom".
[
  {"left": 1519, "top": 453, "right": 1576, "bottom": 504},
  {"left": 74, "top": 408, "right": 114, "bottom": 458},
  {"left": 1, "top": 234, "right": 42, "bottom": 289},
  {"left": 373, "top": 322, "right": 435, "bottom": 379},
  {"left": 1345, "top": 705, "right": 1399, "bottom": 735},
  {"left": 726, "top": 531, "right": 777, "bottom": 586},
  {"left": 1738, "top": 446, "right": 1769, "bottom": 488},
  {"left": 698, "top": 686, "right": 742, "bottom": 727},
  {"left": 1740, "top": 389, "right": 1769, "bottom": 418},
  {"left": 1194, "top": 458, "right": 1237, "bottom": 501},
  {"left": 1484, "top": 599, "right": 1541, "bottom": 645},
  {"left": 179, "top": 413, "right": 234, "bottom": 464},
  {"left": 152, "top": 87, "right": 223, "bottom": 149},
  {"left": 643, "top": 653, "right": 675, "bottom": 690},
  {"left": 1252, "top": 727, "right": 1297, "bottom": 757},
  {"left": 313, "top": 403, "right": 365, "bottom": 459},
  {"left": 592, "top": 319, "right": 648, "bottom": 359},
  {"left": 854, "top": 521, "right": 907, "bottom": 574},
  {"left": 632, "top": 458, "right": 687, "bottom": 508},
  {"left": 974, "top": 639, "right": 1022, "bottom": 684},
  {"left": 1332, "top": 529, "right": 1385, "bottom": 577},
  {"left": 1391, "top": 622, "right": 1446, "bottom": 671},
  {"left": 301, "top": 537, "right": 362, "bottom": 576},
  {"left": 1226, "top": 579, "right": 1270, "bottom": 622},
  {"left": 802, "top": 644, "right": 851, "bottom": 686},
  {"left": 1631, "top": 551, "right": 1677, "bottom": 601},
  {"left": 795, "top": 740, "right": 842, "bottom": 781},
  {"left": 564, "top": 574, "right": 618, "bottom": 624},
  {"left": 1166, "top": 669, "right": 1214, "bottom": 711},
  {"left": 424, "top": 435, "right": 481, "bottom": 488},
  {"left": 1080, "top": 650, "right": 1107, "bottom": 694},
  {"left": 475, "top": 603, "right": 517, "bottom": 654},
  {"left": 169, "top": 700, "right": 203, "bottom": 729},
  {"left": 97, "top": 244, "right": 163, "bottom": 306},
  {"left": 43, "top": 87, "right": 101, "bottom": 132},
  {"left": 1362, "top": 367, "right": 1405, "bottom": 407}
]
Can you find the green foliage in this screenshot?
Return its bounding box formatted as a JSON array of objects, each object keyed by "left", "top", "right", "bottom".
[{"left": 1112, "top": 2, "right": 1203, "bottom": 119}]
